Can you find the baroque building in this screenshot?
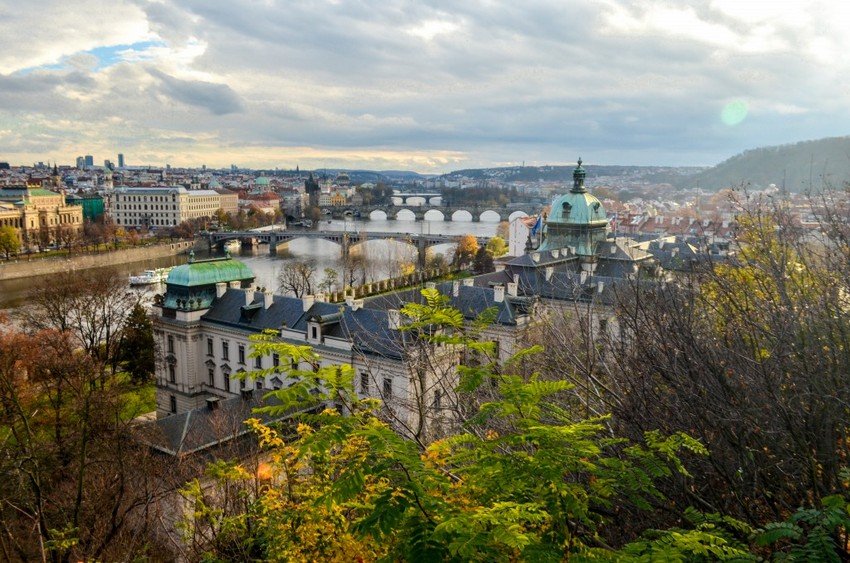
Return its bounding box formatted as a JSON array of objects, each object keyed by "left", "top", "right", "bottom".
[
  {"left": 0, "top": 186, "right": 83, "bottom": 246},
  {"left": 108, "top": 186, "right": 226, "bottom": 229}
]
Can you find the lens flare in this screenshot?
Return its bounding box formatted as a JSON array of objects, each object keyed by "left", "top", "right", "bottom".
[{"left": 721, "top": 100, "right": 748, "bottom": 126}]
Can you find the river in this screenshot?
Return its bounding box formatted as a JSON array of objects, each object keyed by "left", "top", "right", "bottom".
[{"left": 0, "top": 218, "right": 498, "bottom": 311}]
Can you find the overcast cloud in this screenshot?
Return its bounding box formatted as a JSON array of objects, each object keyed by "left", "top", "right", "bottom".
[{"left": 0, "top": 0, "right": 848, "bottom": 171}]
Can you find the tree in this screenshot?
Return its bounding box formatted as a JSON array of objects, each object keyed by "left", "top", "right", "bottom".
[
  {"left": 0, "top": 321, "right": 172, "bottom": 561},
  {"left": 56, "top": 223, "right": 80, "bottom": 252},
  {"left": 277, "top": 260, "right": 317, "bottom": 298},
  {"left": 120, "top": 303, "right": 156, "bottom": 384},
  {"left": 472, "top": 245, "right": 493, "bottom": 273},
  {"left": 18, "top": 269, "right": 139, "bottom": 373},
  {"left": 178, "top": 294, "right": 717, "bottom": 561},
  {"left": 485, "top": 235, "right": 508, "bottom": 258},
  {"left": 0, "top": 225, "right": 19, "bottom": 258},
  {"left": 318, "top": 267, "right": 339, "bottom": 294},
  {"left": 453, "top": 234, "right": 479, "bottom": 268}
]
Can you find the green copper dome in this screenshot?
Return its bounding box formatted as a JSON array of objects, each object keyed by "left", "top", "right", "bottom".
[
  {"left": 166, "top": 256, "right": 255, "bottom": 287},
  {"left": 547, "top": 191, "right": 607, "bottom": 225}
]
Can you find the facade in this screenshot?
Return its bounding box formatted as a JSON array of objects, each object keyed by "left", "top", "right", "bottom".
[
  {"left": 214, "top": 188, "right": 238, "bottom": 216},
  {"left": 65, "top": 194, "right": 105, "bottom": 221},
  {"left": 0, "top": 186, "right": 83, "bottom": 246},
  {"left": 149, "top": 255, "right": 534, "bottom": 452},
  {"left": 108, "top": 186, "right": 226, "bottom": 228}
]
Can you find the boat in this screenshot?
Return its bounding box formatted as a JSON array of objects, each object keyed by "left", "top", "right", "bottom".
[{"left": 129, "top": 267, "right": 173, "bottom": 286}]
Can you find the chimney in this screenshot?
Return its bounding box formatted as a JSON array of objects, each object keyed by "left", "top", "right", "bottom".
[
  {"left": 228, "top": 280, "right": 240, "bottom": 289},
  {"left": 244, "top": 286, "right": 256, "bottom": 306},
  {"left": 216, "top": 282, "right": 227, "bottom": 298},
  {"left": 315, "top": 292, "right": 326, "bottom": 303},
  {"left": 388, "top": 309, "right": 401, "bottom": 330},
  {"left": 610, "top": 245, "right": 617, "bottom": 254},
  {"left": 545, "top": 267, "right": 553, "bottom": 281},
  {"left": 263, "top": 289, "right": 273, "bottom": 309},
  {"left": 352, "top": 299, "right": 364, "bottom": 311},
  {"left": 206, "top": 397, "right": 220, "bottom": 411},
  {"left": 345, "top": 295, "right": 355, "bottom": 308},
  {"left": 507, "top": 282, "right": 517, "bottom": 297},
  {"left": 452, "top": 280, "right": 460, "bottom": 297},
  {"left": 462, "top": 278, "right": 474, "bottom": 287},
  {"left": 580, "top": 270, "right": 588, "bottom": 284},
  {"left": 493, "top": 285, "right": 505, "bottom": 303},
  {"left": 425, "top": 281, "right": 436, "bottom": 289},
  {"left": 513, "top": 273, "right": 519, "bottom": 285},
  {"left": 597, "top": 281, "right": 605, "bottom": 294},
  {"left": 531, "top": 252, "right": 540, "bottom": 262},
  {"left": 302, "top": 294, "right": 315, "bottom": 312}
]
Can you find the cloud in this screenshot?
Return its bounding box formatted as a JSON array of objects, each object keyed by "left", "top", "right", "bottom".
[
  {"left": 0, "top": 0, "right": 849, "bottom": 170},
  {"left": 148, "top": 69, "right": 244, "bottom": 115}
]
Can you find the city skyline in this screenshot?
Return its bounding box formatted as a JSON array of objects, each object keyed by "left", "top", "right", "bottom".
[{"left": 2, "top": 1, "right": 849, "bottom": 172}]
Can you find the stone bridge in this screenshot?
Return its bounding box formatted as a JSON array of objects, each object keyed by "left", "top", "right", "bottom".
[
  {"left": 207, "top": 229, "right": 489, "bottom": 267},
  {"left": 327, "top": 203, "right": 537, "bottom": 223}
]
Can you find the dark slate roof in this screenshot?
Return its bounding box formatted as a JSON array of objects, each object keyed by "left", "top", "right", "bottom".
[
  {"left": 202, "top": 290, "right": 306, "bottom": 331},
  {"left": 363, "top": 282, "right": 533, "bottom": 326},
  {"left": 338, "top": 308, "right": 406, "bottom": 359},
  {"left": 133, "top": 392, "right": 301, "bottom": 456}
]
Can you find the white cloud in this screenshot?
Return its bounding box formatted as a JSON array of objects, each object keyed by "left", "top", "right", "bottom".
[{"left": 0, "top": 0, "right": 848, "bottom": 170}]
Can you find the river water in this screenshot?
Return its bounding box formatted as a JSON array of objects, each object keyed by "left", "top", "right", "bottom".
[{"left": 0, "top": 218, "right": 498, "bottom": 311}]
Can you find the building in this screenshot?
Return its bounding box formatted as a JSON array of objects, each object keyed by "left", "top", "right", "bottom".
[
  {"left": 108, "top": 186, "right": 225, "bottom": 229},
  {"left": 76, "top": 156, "right": 85, "bottom": 169},
  {"left": 84, "top": 155, "right": 94, "bottom": 169},
  {"left": 118, "top": 153, "right": 125, "bottom": 168},
  {"left": 214, "top": 188, "right": 238, "bottom": 216},
  {"left": 65, "top": 193, "right": 105, "bottom": 221},
  {"left": 0, "top": 186, "right": 83, "bottom": 246},
  {"left": 148, "top": 254, "right": 534, "bottom": 451}
]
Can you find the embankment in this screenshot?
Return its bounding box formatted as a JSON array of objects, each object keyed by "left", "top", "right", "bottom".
[{"left": 0, "top": 241, "right": 195, "bottom": 281}]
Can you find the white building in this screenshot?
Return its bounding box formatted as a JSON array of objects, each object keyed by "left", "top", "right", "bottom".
[
  {"left": 146, "top": 255, "right": 534, "bottom": 453},
  {"left": 108, "top": 186, "right": 225, "bottom": 229}
]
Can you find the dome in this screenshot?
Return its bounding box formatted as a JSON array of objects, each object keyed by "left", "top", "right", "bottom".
[
  {"left": 255, "top": 176, "right": 271, "bottom": 186},
  {"left": 166, "top": 256, "right": 255, "bottom": 287},
  {"left": 547, "top": 191, "right": 607, "bottom": 226}
]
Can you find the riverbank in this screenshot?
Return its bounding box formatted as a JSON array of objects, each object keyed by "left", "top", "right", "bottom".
[{"left": 0, "top": 241, "right": 195, "bottom": 281}]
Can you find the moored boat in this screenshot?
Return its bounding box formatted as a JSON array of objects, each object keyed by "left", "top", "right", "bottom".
[{"left": 129, "top": 267, "right": 173, "bottom": 286}]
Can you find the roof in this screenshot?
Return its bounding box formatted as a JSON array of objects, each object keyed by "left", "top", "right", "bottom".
[
  {"left": 166, "top": 257, "right": 255, "bottom": 287},
  {"left": 547, "top": 190, "right": 608, "bottom": 225},
  {"left": 133, "top": 391, "right": 302, "bottom": 456}
]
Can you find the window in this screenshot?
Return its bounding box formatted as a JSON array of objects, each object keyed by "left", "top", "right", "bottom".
[
  {"left": 256, "top": 381, "right": 263, "bottom": 390},
  {"left": 168, "top": 364, "right": 176, "bottom": 384},
  {"left": 207, "top": 338, "right": 214, "bottom": 356},
  {"left": 167, "top": 335, "right": 174, "bottom": 353},
  {"left": 383, "top": 378, "right": 392, "bottom": 399},
  {"left": 239, "top": 378, "right": 246, "bottom": 390},
  {"left": 599, "top": 318, "right": 608, "bottom": 333},
  {"left": 224, "top": 372, "right": 230, "bottom": 392},
  {"left": 255, "top": 356, "right": 262, "bottom": 369},
  {"left": 433, "top": 390, "right": 442, "bottom": 410},
  {"left": 238, "top": 344, "right": 245, "bottom": 364},
  {"left": 222, "top": 341, "right": 229, "bottom": 360},
  {"left": 360, "top": 372, "right": 370, "bottom": 395},
  {"left": 169, "top": 395, "right": 177, "bottom": 413},
  {"left": 311, "top": 326, "right": 318, "bottom": 340},
  {"left": 272, "top": 353, "right": 280, "bottom": 368},
  {"left": 208, "top": 368, "right": 215, "bottom": 387}
]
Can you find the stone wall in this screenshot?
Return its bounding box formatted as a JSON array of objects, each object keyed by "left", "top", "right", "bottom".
[{"left": 0, "top": 241, "right": 194, "bottom": 281}]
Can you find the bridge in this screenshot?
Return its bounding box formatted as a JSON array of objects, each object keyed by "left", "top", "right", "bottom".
[
  {"left": 327, "top": 203, "right": 539, "bottom": 223},
  {"left": 391, "top": 192, "right": 441, "bottom": 205},
  {"left": 206, "top": 229, "right": 490, "bottom": 268}
]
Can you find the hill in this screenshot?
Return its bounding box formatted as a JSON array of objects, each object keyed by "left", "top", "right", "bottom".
[{"left": 684, "top": 136, "right": 850, "bottom": 192}]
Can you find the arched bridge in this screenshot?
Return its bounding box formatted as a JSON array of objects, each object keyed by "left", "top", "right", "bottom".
[
  {"left": 207, "top": 230, "right": 489, "bottom": 267},
  {"left": 330, "top": 203, "right": 538, "bottom": 223}
]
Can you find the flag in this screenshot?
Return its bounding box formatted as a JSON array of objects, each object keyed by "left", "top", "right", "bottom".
[{"left": 530, "top": 215, "right": 543, "bottom": 236}]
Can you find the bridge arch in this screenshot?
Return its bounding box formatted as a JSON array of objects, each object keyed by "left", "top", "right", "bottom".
[
  {"left": 426, "top": 196, "right": 442, "bottom": 205},
  {"left": 369, "top": 210, "right": 388, "bottom": 221},
  {"left": 395, "top": 209, "right": 416, "bottom": 221},
  {"left": 479, "top": 210, "right": 501, "bottom": 222},
  {"left": 405, "top": 196, "right": 426, "bottom": 207},
  {"left": 423, "top": 209, "right": 445, "bottom": 221},
  {"left": 509, "top": 210, "right": 529, "bottom": 222},
  {"left": 451, "top": 210, "right": 473, "bottom": 222}
]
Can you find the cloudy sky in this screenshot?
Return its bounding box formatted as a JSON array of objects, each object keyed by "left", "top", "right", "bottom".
[{"left": 1, "top": 0, "right": 848, "bottom": 172}]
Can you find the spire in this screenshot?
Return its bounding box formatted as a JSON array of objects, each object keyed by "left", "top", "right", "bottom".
[{"left": 570, "top": 157, "right": 587, "bottom": 194}]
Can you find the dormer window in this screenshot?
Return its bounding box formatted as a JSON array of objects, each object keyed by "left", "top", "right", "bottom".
[{"left": 562, "top": 202, "right": 572, "bottom": 213}]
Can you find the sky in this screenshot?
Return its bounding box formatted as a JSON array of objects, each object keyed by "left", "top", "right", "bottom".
[{"left": 1, "top": 0, "right": 849, "bottom": 172}]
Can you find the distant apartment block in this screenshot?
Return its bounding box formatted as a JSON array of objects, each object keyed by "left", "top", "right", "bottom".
[{"left": 108, "top": 187, "right": 226, "bottom": 229}]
